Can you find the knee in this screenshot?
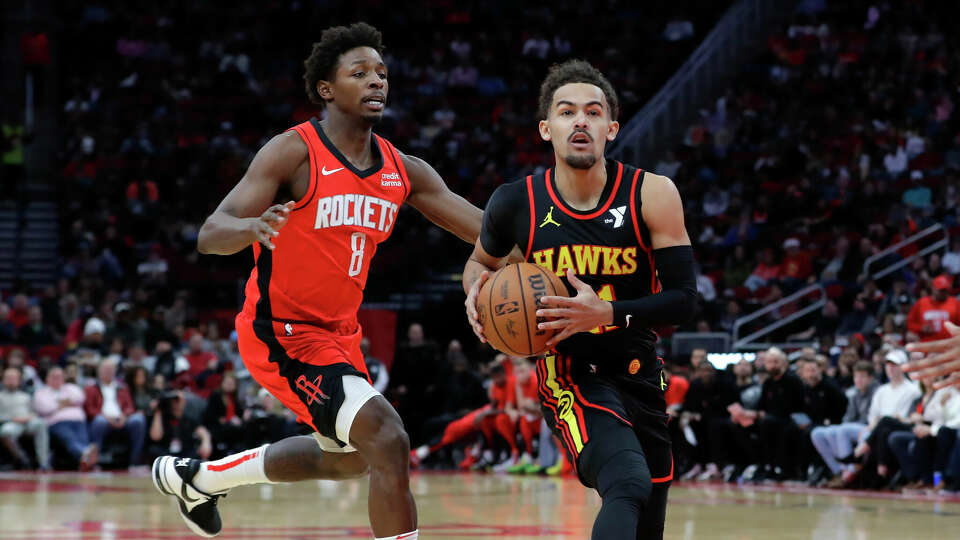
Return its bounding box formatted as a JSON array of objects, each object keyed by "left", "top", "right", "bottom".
[
  {"left": 91, "top": 415, "right": 108, "bottom": 427},
  {"left": 127, "top": 414, "right": 146, "bottom": 429},
  {"left": 366, "top": 418, "right": 410, "bottom": 471},
  {"left": 0, "top": 423, "right": 18, "bottom": 438}
]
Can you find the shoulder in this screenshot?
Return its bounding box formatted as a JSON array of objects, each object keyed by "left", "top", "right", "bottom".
[
  {"left": 262, "top": 131, "right": 309, "bottom": 161},
  {"left": 488, "top": 177, "right": 530, "bottom": 206},
  {"left": 639, "top": 171, "right": 681, "bottom": 201}
]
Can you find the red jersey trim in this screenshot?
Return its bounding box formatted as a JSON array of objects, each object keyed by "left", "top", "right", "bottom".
[
  {"left": 629, "top": 169, "right": 660, "bottom": 294},
  {"left": 545, "top": 162, "right": 623, "bottom": 220},
  {"left": 289, "top": 123, "right": 320, "bottom": 212},
  {"left": 524, "top": 175, "right": 535, "bottom": 260},
  {"left": 381, "top": 138, "right": 411, "bottom": 203}
]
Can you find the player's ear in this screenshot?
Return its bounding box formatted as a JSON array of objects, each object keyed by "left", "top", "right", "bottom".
[
  {"left": 317, "top": 80, "right": 334, "bottom": 102},
  {"left": 538, "top": 120, "right": 551, "bottom": 142},
  {"left": 606, "top": 120, "right": 620, "bottom": 142}
]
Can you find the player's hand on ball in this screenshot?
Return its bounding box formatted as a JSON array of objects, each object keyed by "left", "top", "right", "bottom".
[
  {"left": 253, "top": 201, "right": 296, "bottom": 250},
  {"left": 465, "top": 270, "right": 490, "bottom": 343},
  {"left": 906, "top": 321, "right": 960, "bottom": 389},
  {"left": 536, "top": 269, "right": 614, "bottom": 348}
]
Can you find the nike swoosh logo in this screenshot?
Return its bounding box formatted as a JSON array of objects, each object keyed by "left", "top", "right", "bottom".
[
  {"left": 625, "top": 314, "right": 632, "bottom": 328},
  {"left": 321, "top": 166, "right": 344, "bottom": 176}
]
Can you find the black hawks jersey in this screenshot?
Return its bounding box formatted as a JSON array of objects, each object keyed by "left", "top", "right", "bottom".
[{"left": 480, "top": 160, "right": 659, "bottom": 362}]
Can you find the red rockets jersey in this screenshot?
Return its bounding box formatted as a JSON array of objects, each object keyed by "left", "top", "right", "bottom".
[
  {"left": 242, "top": 119, "right": 410, "bottom": 326},
  {"left": 489, "top": 377, "right": 517, "bottom": 409}
]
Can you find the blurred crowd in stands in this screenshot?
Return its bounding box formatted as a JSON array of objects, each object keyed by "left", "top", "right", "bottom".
[{"left": 4, "top": 0, "right": 960, "bottom": 496}]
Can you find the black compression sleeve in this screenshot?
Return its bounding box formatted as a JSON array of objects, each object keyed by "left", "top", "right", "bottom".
[{"left": 610, "top": 245, "right": 698, "bottom": 328}]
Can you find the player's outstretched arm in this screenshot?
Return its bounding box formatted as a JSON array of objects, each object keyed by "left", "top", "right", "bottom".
[
  {"left": 906, "top": 322, "right": 960, "bottom": 389},
  {"left": 401, "top": 152, "right": 482, "bottom": 244},
  {"left": 197, "top": 132, "right": 307, "bottom": 255}
]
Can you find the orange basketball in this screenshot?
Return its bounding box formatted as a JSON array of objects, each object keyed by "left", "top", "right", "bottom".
[{"left": 476, "top": 262, "right": 569, "bottom": 356}]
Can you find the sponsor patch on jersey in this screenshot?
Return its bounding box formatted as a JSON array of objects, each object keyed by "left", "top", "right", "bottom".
[{"left": 380, "top": 172, "right": 402, "bottom": 187}]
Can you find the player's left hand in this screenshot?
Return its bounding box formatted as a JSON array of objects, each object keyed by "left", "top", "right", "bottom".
[
  {"left": 906, "top": 321, "right": 960, "bottom": 389},
  {"left": 536, "top": 269, "right": 613, "bottom": 348}
]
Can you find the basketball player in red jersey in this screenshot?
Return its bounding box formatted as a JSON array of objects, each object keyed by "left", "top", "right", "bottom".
[
  {"left": 463, "top": 60, "right": 698, "bottom": 539},
  {"left": 151, "top": 24, "right": 491, "bottom": 540}
]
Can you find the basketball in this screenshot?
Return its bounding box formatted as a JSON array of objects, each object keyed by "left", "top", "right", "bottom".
[{"left": 476, "top": 262, "right": 569, "bottom": 356}]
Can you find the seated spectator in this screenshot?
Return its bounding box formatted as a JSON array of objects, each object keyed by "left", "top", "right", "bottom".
[
  {"left": 360, "top": 337, "right": 389, "bottom": 394},
  {"left": 728, "top": 348, "right": 805, "bottom": 481},
  {"left": 907, "top": 275, "right": 960, "bottom": 342},
  {"left": 84, "top": 359, "right": 146, "bottom": 467},
  {"left": 501, "top": 358, "right": 541, "bottom": 473},
  {"left": 837, "top": 295, "right": 879, "bottom": 337},
  {"left": 852, "top": 349, "right": 922, "bottom": 485},
  {"left": 34, "top": 366, "right": 96, "bottom": 470},
  {"left": 744, "top": 248, "right": 780, "bottom": 291},
  {"left": 888, "top": 385, "right": 960, "bottom": 489},
  {"left": 811, "top": 361, "right": 879, "bottom": 487},
  {"left": 203, "top": 373, "right": 245, "bottom": 457},
  {"left": 148, "top": 391, "right": 212, "bottom": 461},
  {"left": 0, "top": 367, "right": 50, "bottom": 470},
  {"left": 17, "top": 305, "right": 54, "bottom": 352},
  {"left": 125, "top": 365, "right": 153, "bottom": 415},
  {"left": 3, "top": 348, "right": 40, "bottom": 392},
  {"left": 679, "top": 361, "right": 740, "bottom": 482},
  {"left": 796, "top": 356, "right": 848, "bottom": 485},
  {"left": 0, "top": 303, "right": 16, "bottom": 344}
]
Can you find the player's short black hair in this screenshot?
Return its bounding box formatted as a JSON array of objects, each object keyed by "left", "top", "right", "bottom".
[
  {"left": 303, "top": 22, "right": 385, "bottom": 106},
  {"left": 537, "top": 59, "right": 619, "bottom": 121}
]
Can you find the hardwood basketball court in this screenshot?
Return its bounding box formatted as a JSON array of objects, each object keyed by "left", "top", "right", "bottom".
[{"left": 0, "top": 472, "right": 956, "bottom": 539}]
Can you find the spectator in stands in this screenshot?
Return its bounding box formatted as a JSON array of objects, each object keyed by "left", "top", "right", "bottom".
[
  {"left": 689, "top": 348, "right": 707, "bottom": 370},
  {"left": 907, "top": 275, "right": 960, "bottom": 342},
  {"left": 0, "top": 367, "right": 50, "bottom": 470},
  {"left": 811, "top": 361, "right": 879, "bottom": 488},
  {"left": 148, "top": 390, "right": 212, "bottom": 461},
  {"left": 17, "top": 306, "right": 53, "bottom": 352},
  {"left": 734, "top": 358, "right": 762, "bottom": 409},
  {"left": 4, "top": 348, "right": 40, "bottom": 392},
  {"left": 360, "top": 337, "right": 389, "bottom": 394},
  {"left": 680, "top": 361, "right": 740, "bottom": 481},
  {"left": 888, "top": 384, "right": 960, "bottom": 489},
  {"left": 943, "top": 238, "right": 960, "bottom": 276},
  {"left": 837, "top": 295, "right": 879, "bottom": 337},
  {"left": 203, "top": 372, "right": 245, "bottom": 457},
  {"left": 796, "top": 356, "right": 848, "bottom": 484},
  {"left": 125, "top": 365, "right": 153, "bottom": 415},
  {"left": 34, "top": 366, "right": 96, "bottom": 470},
  {"left": 853, "top": 350, "right": 922, "bottom": 483},
  {"left": 389, "top": 323, "right": 443, "bottom": 445},
  {"left": 780, "top": 238, "right": 812, "bottom": 290},
  {"left": 0, "top": 303, "right": 15, "bottom": 344},
  {"left": 730, "top": 348, "right": 805, "bottom": 481},
  {"left": 84, "top": 359, "right": 146, "bottom": 467}
]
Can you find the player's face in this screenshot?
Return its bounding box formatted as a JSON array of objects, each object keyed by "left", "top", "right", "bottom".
[
  {"left": 320, "top": 46, "right": 388, "bottom": 124},
  {"left": 539, "top": 83, "right": 619, "bottom": 170}
]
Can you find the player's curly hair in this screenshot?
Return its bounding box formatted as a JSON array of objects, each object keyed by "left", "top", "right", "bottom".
[
  {"left": 537, "top": 59, "right": 619, "bottom": 121},
  {"left": 303, "top": 22, "right": 385, "bottom": 106}
]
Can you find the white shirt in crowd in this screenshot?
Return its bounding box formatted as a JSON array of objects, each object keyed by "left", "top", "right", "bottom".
[
  {"left": 100, "top": 382, "right": 122, "bottom": 419},
  {"left": 942, "top": 250, "right": 960, "bottom": 275},
  {"left": 867, "top": 379, "right": 921, "bottom": 426},
  {"left": 922, "top": 387, "right": 960, "bottom": 436}
]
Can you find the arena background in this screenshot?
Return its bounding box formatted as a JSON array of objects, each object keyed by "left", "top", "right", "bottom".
[{"left": 3, "top": 0, "right": 960, "bottom": 538}]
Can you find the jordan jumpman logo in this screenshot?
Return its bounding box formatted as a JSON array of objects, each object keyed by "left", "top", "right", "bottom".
[{"left": 539, "top": 206, "right": 561, "bottom": 228}]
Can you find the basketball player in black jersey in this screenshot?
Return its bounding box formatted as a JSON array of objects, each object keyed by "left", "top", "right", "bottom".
[{"left": 463, "top": 60, "right": 697, "bottom": 539}]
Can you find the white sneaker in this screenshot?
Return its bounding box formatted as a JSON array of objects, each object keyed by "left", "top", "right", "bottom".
[
  {"left": 492, "top": 454, "right": 519, "bottom": 473},
  {"left": 680, "top": 464, "right": 703, "bottom": 481},
  {"left": 152, "top": 456, "right": 227, "bottom": 537},
  {"left": 697, "top": 463, "right": 721, "bottom": 482}
]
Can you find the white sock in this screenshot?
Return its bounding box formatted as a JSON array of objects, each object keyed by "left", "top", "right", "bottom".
[
  {"left": 192, "top": 444, "right": 273, "bottom": 494},
  {"left": 375, "top": 530, "right": 418, "bottom": 540}
]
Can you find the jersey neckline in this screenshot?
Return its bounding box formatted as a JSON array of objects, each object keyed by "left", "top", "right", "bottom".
[
  {"left": 310, "top": 118, "right": 384, "bottom": 179},
  {"left": 545, "top": 160, "right": 623, "bottom": 220}
]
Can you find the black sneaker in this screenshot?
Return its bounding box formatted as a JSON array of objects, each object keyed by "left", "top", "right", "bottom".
[{"left": 152, "top": 456, "right": 226, "bottom": 537}]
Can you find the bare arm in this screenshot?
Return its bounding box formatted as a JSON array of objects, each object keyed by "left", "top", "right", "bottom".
[
  {"left": 402, "top": 153, "right": 482, "bottom": 244},
  {"left": 197, "top": 132, "right": 307, "bottom": 255},
  {"left": 149, "top": 410, "right": 164, "bottom": 442},
  {"left": 642, "top": 173, "right": 692, "bottom": 249}
]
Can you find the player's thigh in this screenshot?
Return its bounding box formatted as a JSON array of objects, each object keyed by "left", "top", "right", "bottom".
[{"left": 348, "top": 393, "right": 409, "bottom": 467}]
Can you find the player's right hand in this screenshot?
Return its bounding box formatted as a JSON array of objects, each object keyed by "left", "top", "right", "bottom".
[
  {"left": 464, "top": 270, "right": 490, "bottom": 343},
  {"left": 252, "top": 201, "right": 295, "bottom": 250},
  {"left": 906, "top": 321, "right": 960, "bottom": 389}
]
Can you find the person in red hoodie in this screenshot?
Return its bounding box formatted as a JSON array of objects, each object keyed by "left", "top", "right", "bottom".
[
  {"left": 907, "top": 275, "right": 960, "bottom": 342},
  {"left": 84, "top": 359, "right": 146, "bottom": 467}
]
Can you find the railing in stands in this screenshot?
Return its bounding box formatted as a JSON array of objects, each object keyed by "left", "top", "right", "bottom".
[
  {"left": 608, "top": 0, "right": 797, "bottom": 166},
  {"left": 732, "top": 284, "right": 825, "bottom": 351},
  {"left": 862, "top": 224, "right": 949, "bottom": 281}
]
